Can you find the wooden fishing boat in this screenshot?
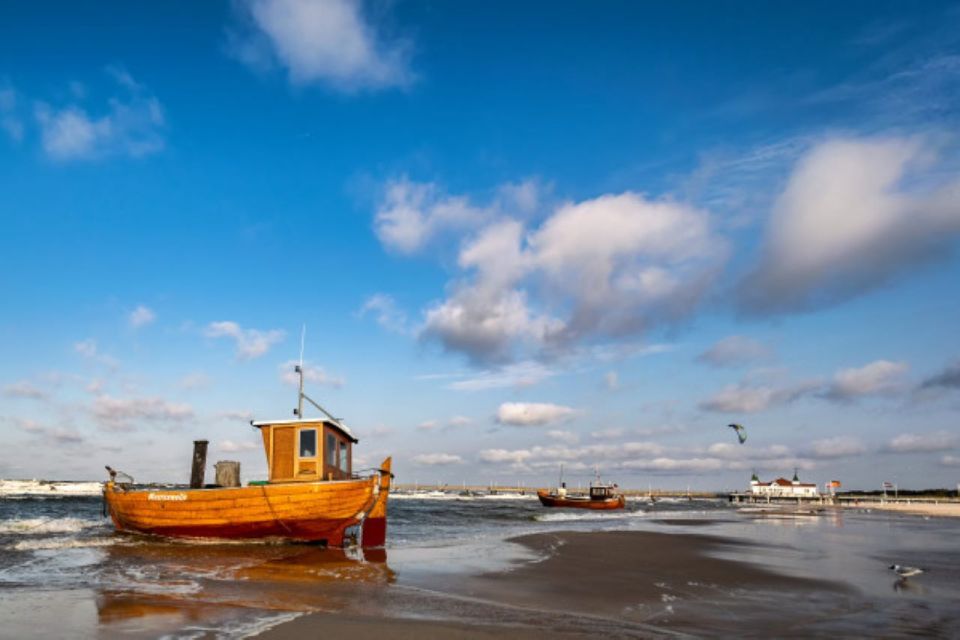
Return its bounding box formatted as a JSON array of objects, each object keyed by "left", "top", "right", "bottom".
[
  {"left": 536, "top": 486, "right": 626, "bottom": 510},
  {"left": 103, "top": 365, "right": 392, "bottom": 547},
  {"left": 537, "top": 465, "right": 625, "bottom": 510}
]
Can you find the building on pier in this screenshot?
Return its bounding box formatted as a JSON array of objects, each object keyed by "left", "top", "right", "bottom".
[{"left": 749, "top": 470, "right": 818, "bottom": 498}]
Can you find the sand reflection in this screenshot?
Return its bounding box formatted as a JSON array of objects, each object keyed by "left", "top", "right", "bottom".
[{"left": 95, "top": 543, "right": 393, "bottom": 636}]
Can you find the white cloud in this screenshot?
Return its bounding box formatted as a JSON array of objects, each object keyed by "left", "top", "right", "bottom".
[
  {"left": 129, "top": 305, "right": 156, "bottom": 328},
  {"left": 279, "top": 360, "right": 343, "bottom": 387},
  {"left": 3, "top": 381, "right": 47, "bottom": 399},
  {"left": 229, "top": 0, "right": 411, "bottom": 90},
  {"left": 74, "top": 339, "right": 98, "bottom": 359},
  {"left": 497, "top": 178, "right": 546, "bottom": 215},
  {"left": 422, "top": 288, "right": 563, "bottom": 365},
  {"left": 590, "top": 428, "right": 623, "bottom": 439},
  {"left": 941, "top": 455, "right": 960, "bottom": 467},
  {"left": 34, "top": 69, "right": 165, "bottom": 162},
  {"left": 444, "top": 361, "right": 558, "bottom": 391},
  {"left": 478, "top": 449, "right": 532, "bottom": 464},
  {"left": 412, "top": 453, "right": 463, "bottom": 466},
  {"left": 358, "top": 293, "right": 408, "bottom": 333},
  {"left": 219, "top": 439, "right": 260, "bottom": 453},
  {"left": 529, "top": 193, "right": 724, "bottom": 340},
  {"left": 699, "top": 381, "right": 817, "bottom": 413},
  {"left": 809, "top": 436, "right": 867, "bottom": 459},
  {"left": 18, "top": 419, "right": 85, "bottom": 445},
  {"left": 375, "top": 178, "right": 487, "bottom": 254},
  {"left": 475, "top": 439, "right": 817, "bottom": 475},
  {"left": 620, "top": 457, "right": 727, "bottom": 473},
  {"left": 92, "top": 395, "right": 194, "bottom": 429},
  {"left": 496, "top": 402, "right": 576, "bottom": 427},
  {"left": 546, "top": 430, "right": 579, "bottom": 445},
  {"left": 706, "top": 442, "right": 790, "bottom": 460},
  {"left": 206, "top": 321, "right": 285, "bottom": 360},
  {"left": 73, "top": 339, "right": 119, "bottom": 368},
  {"left": 416, "top": 190, "right": 726, "bottom": 364},
  {"left": 697, "top": 335, "right": 772, "bottom": 368},
  {"left": 416, "top": 420, "right": 438, "bottom": 431},
  {"left": 217, "top": 410, "right": 254, "bottom": 422},
  {"left": 885, "top": 431, "right": 958, "bottom": 453},
  {"left": 740, "top": 136, "right": 960, "bottom": 314},
  {"left": 447, "top": 416, "right": 472, "bottom": 428},
  {"left": 13, "top": 418, "right": 45, "bottom": 434},
  {"left": 823, "top": 360, "right": 909, "bottom": 401}
]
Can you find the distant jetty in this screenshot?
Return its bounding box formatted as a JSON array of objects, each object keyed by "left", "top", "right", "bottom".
[{"left": 392, "top": 483, "right": 721, "bottom": 499}]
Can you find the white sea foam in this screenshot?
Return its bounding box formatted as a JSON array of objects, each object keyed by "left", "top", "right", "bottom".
[
  {"left": 534, "top": 510, "right": 651, "bottom": 523},
  {"left": 157, "top": 612, "right": 305, "bottom": 640},
  {"left": 391, "top": 491, "right": 534, "bottom": 501},
  {"left": 0, "top": 547, "right": 107, "bottom": 586},
  {"left": 8, "top": 536, "right": 115, "bottom": 551},
  {"left": 100, "top": 565, "right": 203, "bottom": 596},
  {"left": 0, "top": 479, "right": 104, "bottom": 497},
  {"left": 0, "top": 517, "right": 102, "bottom": 535}
]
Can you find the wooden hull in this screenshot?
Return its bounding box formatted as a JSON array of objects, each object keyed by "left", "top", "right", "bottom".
[
  {"left": 104, "top": 458, "right": 391, "bottom": 547},
  {"left": 537, "top": 489, "right": 626, "bottom": 510}
]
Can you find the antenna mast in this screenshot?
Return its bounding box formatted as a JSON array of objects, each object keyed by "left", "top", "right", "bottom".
[
  {"left": 290, "top": 325, "right": 347, "bottom": 430},
  {"left": 295, "top": 325, "right": 305, "bottom": 418}
]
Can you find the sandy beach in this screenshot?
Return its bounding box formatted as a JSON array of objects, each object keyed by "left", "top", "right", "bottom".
[
  {"left": 841, "top": 501, "right": 960, "bottom": 518},
  {"left": 257, "top": 529, "right": 844, "bottom": 639}
]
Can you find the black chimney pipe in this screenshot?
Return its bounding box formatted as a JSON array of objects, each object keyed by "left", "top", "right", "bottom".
[{"left": 190, "top": 440, "right": 209, "bottom": 489}]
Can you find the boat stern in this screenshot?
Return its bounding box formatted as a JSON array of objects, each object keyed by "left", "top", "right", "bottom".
[{"left": 360, "top": 457, "right": 392, "bottom": 548}]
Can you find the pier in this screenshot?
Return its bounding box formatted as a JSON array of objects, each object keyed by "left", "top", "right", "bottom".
[{"left": 393, "top": 484, "right": 721, "bottom": 499}]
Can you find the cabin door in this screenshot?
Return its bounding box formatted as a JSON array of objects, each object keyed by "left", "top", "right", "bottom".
[{"left": 270, "top": 427, "right": 296, "bottom": 481}]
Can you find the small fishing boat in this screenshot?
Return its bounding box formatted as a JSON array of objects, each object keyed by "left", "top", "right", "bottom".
[
  {"left": 103, "top": 364, "right": 392, "bottom": 547},
  {"left": 537, "top": 465, "right": 626, "bottom": 510}
]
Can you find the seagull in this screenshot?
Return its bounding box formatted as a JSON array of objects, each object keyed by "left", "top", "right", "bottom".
[{"left": 889, "top": 564, "right": 924, "bottom": 579}]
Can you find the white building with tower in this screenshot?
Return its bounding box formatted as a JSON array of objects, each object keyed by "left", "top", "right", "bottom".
[{"left": 750, "top": 470, "right": 819, "bottom": 498}]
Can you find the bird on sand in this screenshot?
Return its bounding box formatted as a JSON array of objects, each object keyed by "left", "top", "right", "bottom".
[{"left": 889, "top": 564, "right": 924, "bottom": 578}]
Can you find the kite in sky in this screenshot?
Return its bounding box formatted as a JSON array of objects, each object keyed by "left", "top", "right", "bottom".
[{"left": 727, "top": 423, "right": 747, "bottom": 444}]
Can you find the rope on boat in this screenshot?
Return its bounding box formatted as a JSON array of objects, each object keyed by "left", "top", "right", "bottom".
[{"left": 259, "top": 485, "right": 294, "bottom": 536}]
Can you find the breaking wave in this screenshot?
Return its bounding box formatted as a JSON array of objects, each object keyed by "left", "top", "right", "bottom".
[
  {"left": 0, "top": 479, "right": 103, "bottom": 497},
  {"left": 0, "top": 517, "right": 102, "bottom": 535}
]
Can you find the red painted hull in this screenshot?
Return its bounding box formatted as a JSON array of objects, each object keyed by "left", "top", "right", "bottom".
[
  {"left": 537, "top": 489, "right": 626, "bottom": 510},
  {"left": 135, "top": 518, "right": 360, "bottom": 544}
]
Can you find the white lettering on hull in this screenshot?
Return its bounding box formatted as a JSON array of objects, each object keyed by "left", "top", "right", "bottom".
[{"left": 148, "top": 493, "right": 188, "bottom": 501}]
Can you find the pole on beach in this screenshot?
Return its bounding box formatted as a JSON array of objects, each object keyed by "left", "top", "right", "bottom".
[{"left": 190, "top": 440, "right": 208, "bottom": 489}]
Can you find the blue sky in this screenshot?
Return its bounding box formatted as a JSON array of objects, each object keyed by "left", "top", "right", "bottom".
[{"left": 2, "top": 1, "right": 959, "bottom": 490}]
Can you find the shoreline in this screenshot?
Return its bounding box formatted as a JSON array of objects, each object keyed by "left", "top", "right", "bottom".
[{"left": 255, "top": 529, "right": 844, "bottom": 639}]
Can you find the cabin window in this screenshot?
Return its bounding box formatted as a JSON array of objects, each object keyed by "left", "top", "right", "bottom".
[
  {"left": 326, "top": 433, "right": 337, "bottom": 467},
  {"left": 338, "top": 440, "right": 349, "bottom": 473},
  {"left": 299, "top": 429, "right": 317, "bottom": 458}
]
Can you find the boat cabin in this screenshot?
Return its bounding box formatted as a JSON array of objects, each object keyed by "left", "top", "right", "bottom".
[
  {"left": 589, "top": 484, "right": 618, "bottom": 500},
  {"left": 252, "top": 419, "right": 358, "bottom": 483}
]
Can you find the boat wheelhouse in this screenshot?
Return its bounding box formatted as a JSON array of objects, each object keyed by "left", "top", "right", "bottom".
[{"left": 252, "top": 418, "right": 358, "bottom": 483}]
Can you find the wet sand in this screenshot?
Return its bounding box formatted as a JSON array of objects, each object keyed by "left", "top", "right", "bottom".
[{"left": 258, "top": 530, "right": 843, "bottom": 639}]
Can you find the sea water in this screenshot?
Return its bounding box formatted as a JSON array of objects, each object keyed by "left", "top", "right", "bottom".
[{"left": 1, "top": 482, "right": 958, "bottom": 638}]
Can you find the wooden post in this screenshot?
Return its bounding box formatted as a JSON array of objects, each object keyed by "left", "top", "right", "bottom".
[{"left": 190, "top": 440, "right": 209, "bottom": 488}]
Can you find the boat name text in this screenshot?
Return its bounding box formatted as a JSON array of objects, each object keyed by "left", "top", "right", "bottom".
[{"left": 148, "top": 493, "right": 188, "bottom": 502}]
